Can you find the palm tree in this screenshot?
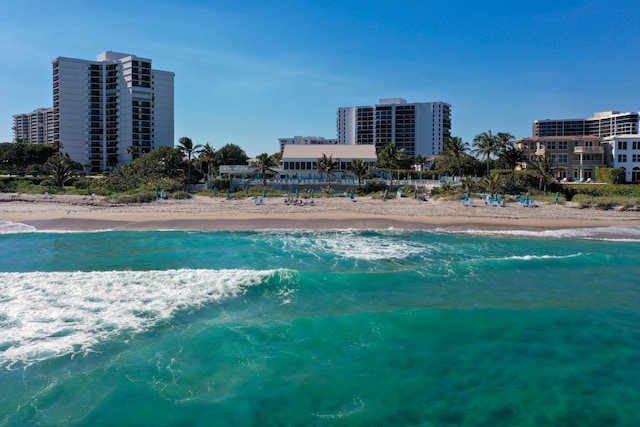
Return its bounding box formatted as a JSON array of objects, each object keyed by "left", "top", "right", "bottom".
[
  {"left": 496, "top": 132, "right": 515, "bottom": 151},
  {"left": 198, "top": 143, "right": 219, "bottom": 181},
  {"left": 348, "top": 159, "right": 369, "bottom": 187},
  {"left": 377, "top": 143, "right": 405, "bottom": 184},
  {"left": 472, "top": 130, "right": 500, "bottom": 176},
  {"left": 46, "top": 154, "right": 76, "bottom": 189},
  {"left": 251, "top": 153, "right": 279, "bottom": 186},
  {"left": 317, "top": 154, "right": 339, "bottom": 182},
  {"left": 177, "top": 136, "right": 203, "bottom": 184},
  {"left": 529, "top": 153, "right": 560, "bottom": 192},
  {"left": 499, "top": 145, "right": 524, "bottom": 183},
  {"left": 443, "top": 136, "right": 469, "bottom": 178},
  {"left": 481, "top": 173, "right": 507, "bottom": 195}
]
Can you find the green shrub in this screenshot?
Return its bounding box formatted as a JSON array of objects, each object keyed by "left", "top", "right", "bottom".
[
  {"left": 112, "top": 191, "right": 157, "bottom": 204},
  {"left": 210, "top": 179, "right": 230, "bottom": 191},
  {"left": 363, "top": 180, "right": 388, "bottom": 194},
  {"left": 596, "top": 167, "right": 625, "bottom": 184},
  {"left": 172, "top": 191, "right": 191, "bottom": 200}
]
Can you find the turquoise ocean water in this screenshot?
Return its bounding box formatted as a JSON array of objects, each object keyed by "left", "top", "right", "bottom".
[{"left": 1, "top": 221, "right": 640, "bottom": 426}]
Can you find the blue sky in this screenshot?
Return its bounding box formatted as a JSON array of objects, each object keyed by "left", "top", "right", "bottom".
[{"left": 1, "top": 0, "right": 638, "bottom": 156}]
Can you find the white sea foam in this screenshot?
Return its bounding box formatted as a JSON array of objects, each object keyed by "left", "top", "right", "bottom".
[
  {"left": 0, "top": 268, "right": 285, "bottom": 370},
  {"left": 0, "top": 220, "right": 36, "bottom": 234},
  {"left": 276, "top": 230, "right": 427, "bottom": 261},
  {"left": 436, "top": 225, "right": 640, "bottom": 241}
]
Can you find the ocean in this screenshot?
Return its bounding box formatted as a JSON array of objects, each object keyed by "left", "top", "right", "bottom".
[{"left": 1, "top": 221, "right": 640, "bottom": 426}]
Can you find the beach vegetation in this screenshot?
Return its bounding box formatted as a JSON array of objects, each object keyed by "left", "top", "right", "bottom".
[
  {"left": 527, "top": 153, "right": 562, "bottom": 192},
  {"left": 172, "top": 191, "right": 192, "bottom": 200},
  {"left": 198, "top": 143, "right": 221, "bottom": 181},
  {"left": 362, "top": 179, "right": 388, "bottom": 194},
  {"left": 595, "top": 167, "right": 625, "bottom": 184},
  {"left": 498, "top": 145, "right": 524, "bottom": 183},
  {"left": 209, "top": 178, "right": 230, "bottom": 191},
  {"left": 321, "top": 185, "right": 336, "bottom": 197},
  {"left": 317, "top": 154, "right": 339, "bottom": 182},
  {"left": 429, "top": 182, "right": 456, "bottom": 199},
  {"left": 111, "top": 190, "right": 157, "bottom": 204},
  {"left": 46, "top": 154, "right": 82, "bottom": 189},
  {"left": 377, "top": 143, "right": 410, "bottom": 183},
  {"left": 218, "top": 143, "right": 248, "bottom": 165},
  {"left": 443, "top": 136, "right": 469, "bottom": 177},
  {"left": 251, "top": 153, "right": 279, "bottom": 186},
  {"left": 176, "top": 136, "right": 203, "bottom": 184},
  {"left": 481, "top": 172, "right": 508, "bottom": 195},
  {"left": 571, "top": 194, "right": 640, "bottom": 210},
  {"left": 348, "top": 159, "right": 370, "bottom": 187},
  {"left": 0, "top": 142, "right": 57, "bottom": 174},
  {"left": 102, "top": 146, "right": 186, "bottom": 193},
  {"left": 472, "top": 130, "right": 500, "bottom": 175}
]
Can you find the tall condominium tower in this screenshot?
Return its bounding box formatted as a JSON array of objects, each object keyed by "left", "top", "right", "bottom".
[
  {"left": 12, "top": 107, "right": 55, "bottom": 144},
  {"left": 533, "top": 111, "right": 639, "bottom": 138},
  {"left": 52, "top": 51, "right": 175, "bottom": 172},
  {"left": 336, "top": 98, "right": 451, "bottom": 157}
]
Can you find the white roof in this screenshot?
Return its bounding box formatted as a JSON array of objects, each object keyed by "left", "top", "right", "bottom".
[{"left": 282, "top": 144, "right": 377, "bottom": 161}]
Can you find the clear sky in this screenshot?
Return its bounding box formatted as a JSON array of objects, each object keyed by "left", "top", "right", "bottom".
[{"left": 1, "top": 0, "right": 639, "bottom": 157}]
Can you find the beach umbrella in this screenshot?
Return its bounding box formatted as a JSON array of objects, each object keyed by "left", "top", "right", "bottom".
[
  {"left": 213, "top": 187, "right": 217, "bottom": 197},
  {"left": 263, "top": 189, "right": 267, "bottom": 198},
  {"left": 295, "top": 189, "right": 299, "bottom": 198},
  {"left": 226, "top": 189, "right": 230, "bottom": 199},
  {"left": 555, "top": 192, "right": 559, "bottom": 204}
]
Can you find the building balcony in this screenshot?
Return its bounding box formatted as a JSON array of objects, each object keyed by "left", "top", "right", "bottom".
[
  {"left": 573, "top": 146, "right": 604, "bottom": 154},
  {"left": 571, "top": 159, "right": 604, "bottom": 167}
]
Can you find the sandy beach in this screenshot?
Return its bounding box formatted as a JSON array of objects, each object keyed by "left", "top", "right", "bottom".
[{"left": 2, "top": 192, "right": 640, "bottom": 231}]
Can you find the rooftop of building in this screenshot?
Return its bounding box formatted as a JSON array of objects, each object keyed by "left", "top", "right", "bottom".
[
  {"left": 517, "top": 135, "right": 603, "bottom": 141},
  {"left": 282, "top": 144, "right": 377, "bottom": 160}
]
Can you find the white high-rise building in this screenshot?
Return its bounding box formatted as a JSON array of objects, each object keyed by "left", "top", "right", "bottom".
[
  {"left": 52, "top": 51, "right": 175, "bottom": 172},
  {"left": 336, "top": 98, "right": 451, "bottom": 157},
  {"left": 12, "top": 108, "right": 55, "bottom": 144}
]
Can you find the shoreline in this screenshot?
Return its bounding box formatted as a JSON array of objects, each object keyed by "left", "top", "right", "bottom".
[{"left": 2, "top": 193, "right": 640, "bottom": 232}]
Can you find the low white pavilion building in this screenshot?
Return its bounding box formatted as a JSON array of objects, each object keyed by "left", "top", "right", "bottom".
[{"left": 281, "top": 144, "right": 377, "bottom": 180}]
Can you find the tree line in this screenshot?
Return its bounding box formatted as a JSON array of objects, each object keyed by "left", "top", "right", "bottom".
[{"left": 1, "top": 130, "right": 563, "bottom": 195}]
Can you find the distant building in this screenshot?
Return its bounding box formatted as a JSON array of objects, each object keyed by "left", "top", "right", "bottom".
[
  {"left": 336, "top": 98, "right": 451, "bottom": 157},
  {"left": 281, "top": 144, "right": 377, "bottom": 179},
  {"left": 278, "top": 136, "right": 337, "bottom": 152},
  {"left": 604, "top": 134, "right": 640, "bottom": 182},
  {"left": 533, "top": 111, "right": 639, "bottom": 138},
  {"left": 516, "top": 136, "right": 605, "bottom": 182},
  {"left": 12, "top": 108, "right": 55, "bottom": 144},
  {"left": 52, "top": 51, "right": 175, "bottom": 172}
]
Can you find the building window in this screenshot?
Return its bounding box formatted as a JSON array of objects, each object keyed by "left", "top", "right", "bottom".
[
  {"left": 558, "top": 154, "right": 568, "bottom": 163},
  {"left": 558, "top": 141, "right": 568, "bottom": 150},
  {"left": 618, "top": 141, "right": 627, "bottom": 150},
  {"left": 618, "top": 154, "right": 627, "bottom": 162}
]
